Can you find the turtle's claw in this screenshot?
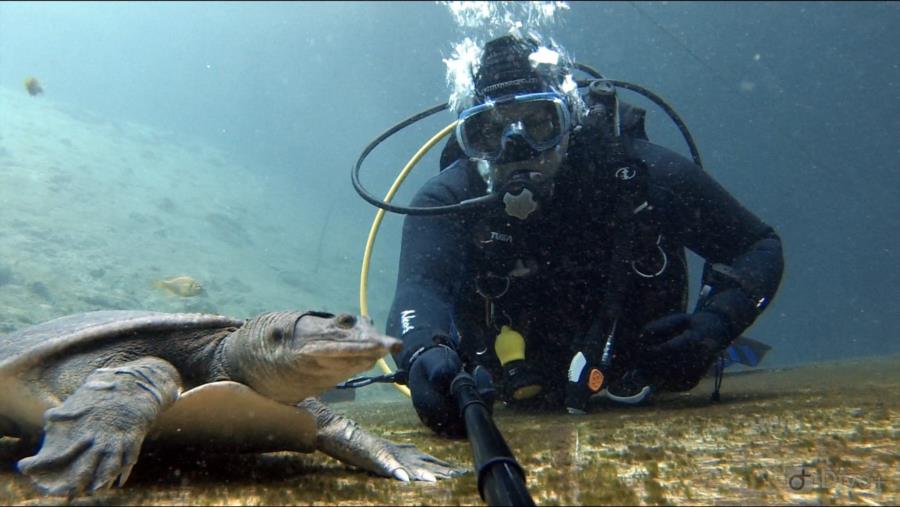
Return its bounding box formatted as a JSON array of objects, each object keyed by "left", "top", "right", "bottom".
[
  {"left": 378, "top": 439, "right": 466, "bottom": 482},
  {"left": 392, "top": 468, "right": 411, "bottom": 482},
  {"left": 417, "top": 469, "right": 438, "bottom": 483},
  {"left": 117, "top": 462, "right": 135, "bottom": 487},
  {"left": 90, "top": 451, "right": 125, "bottom": 493}
]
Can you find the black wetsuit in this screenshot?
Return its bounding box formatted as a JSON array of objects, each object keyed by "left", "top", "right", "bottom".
[{"left": 388, "top": 132, "right": 783, "bottom": 406}]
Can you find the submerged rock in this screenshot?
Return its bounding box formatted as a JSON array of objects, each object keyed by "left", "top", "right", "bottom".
[
  {"left": 27, "top": 281, "right": 52, "bottom": 300},
  {"left": 0, "top": 263, "right": 12, "bottom": 287}
]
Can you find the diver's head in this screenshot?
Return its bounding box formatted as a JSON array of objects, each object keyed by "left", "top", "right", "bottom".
[{"left": 451, "top": 32, "right": 583, "bottom": 219}]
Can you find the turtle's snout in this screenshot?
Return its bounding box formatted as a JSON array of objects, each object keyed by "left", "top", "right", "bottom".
[
  {"left": 367, "top": 331, "right": 402, "bottom": 355},
  {"left": 354, "top": 315, "right": 401, "bottom": 353},
  {"left": 385, "top": 336, "right": 403, "bottom": 354}
]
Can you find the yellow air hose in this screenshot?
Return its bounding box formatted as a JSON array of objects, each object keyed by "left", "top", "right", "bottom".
[{"left": 359, "top": 120, "right": 458, "bottom": 397}]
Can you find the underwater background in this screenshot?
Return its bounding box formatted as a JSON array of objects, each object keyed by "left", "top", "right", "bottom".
[
  {"left": 0, "top": 2, "right": 898, "bottom": 504},
  {"left": 2, "top": 0, "right": 897, "bottom": 371}
]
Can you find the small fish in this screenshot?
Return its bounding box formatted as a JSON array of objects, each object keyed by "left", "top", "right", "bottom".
[
  {"left": 153, "top": 276, "right": 205, "bottom": 297},
  {"left": 23, "top": 77, "right": 43, "bottom": 96}
]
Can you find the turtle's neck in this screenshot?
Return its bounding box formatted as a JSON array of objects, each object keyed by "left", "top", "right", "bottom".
[
  {"left": 210, "top": 331, "right": 236, "bottom": 384},
  {"left": 172, "top": 328, "right": 235, "bottom": 388}
]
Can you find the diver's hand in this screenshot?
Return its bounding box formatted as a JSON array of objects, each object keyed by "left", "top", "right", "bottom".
[
  {"left": 641, "top": 312, "right": 731, "bottom": 365},
  {"left": 408, "top": 345, "right": 465, "bottom": 438}
]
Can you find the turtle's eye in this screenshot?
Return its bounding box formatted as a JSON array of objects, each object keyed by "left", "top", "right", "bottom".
[
  {"left": 267, "top": 327, "right": 285, "bottom": 342},
  {"left": 335, "top": 314, "right": 356, "bottom": 329}
]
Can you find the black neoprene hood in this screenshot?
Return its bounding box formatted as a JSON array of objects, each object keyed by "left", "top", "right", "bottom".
[{"left": 474, "top": 34, "right": 550, "bottom": 102}]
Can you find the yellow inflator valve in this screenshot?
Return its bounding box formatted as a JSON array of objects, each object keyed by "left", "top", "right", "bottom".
[
  {"left": 494, "top": 325, "right": 542, "bottom": 400},
  {"left": 494, "top": 325, "right": 526, "bottom": 365}
]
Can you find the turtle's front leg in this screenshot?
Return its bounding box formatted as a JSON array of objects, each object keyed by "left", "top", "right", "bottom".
[
  {"left": 18, "top": 357, "right": 181, "bottom": 497},
  {"left": 298, "top": 397, "right": 464, "bottom": 482}
]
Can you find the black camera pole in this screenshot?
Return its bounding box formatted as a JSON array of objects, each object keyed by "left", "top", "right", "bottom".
[{"left": 451, "top": 371, "right": 536, "bottom": 507}]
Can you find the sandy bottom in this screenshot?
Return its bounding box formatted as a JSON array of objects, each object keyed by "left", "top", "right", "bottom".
[
  {"left": 1, "top": 355, "right": 896, "bottom": 506},
  {"left": 0, "top": 86, "right": 395, "bottom": 334}
]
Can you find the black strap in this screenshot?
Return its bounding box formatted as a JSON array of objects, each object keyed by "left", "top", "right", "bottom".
[
  {"left": 439, "top": 135, "right": 464, "bottom": 172},
  {"left": 593, "top": 137, "right": 648, "bottom": 341},
  {"left": 336, "top": 370, "right": 408, "bottom": 389},
  {"left": 711, "top": 353, "right": 725, "bottom": 402}
]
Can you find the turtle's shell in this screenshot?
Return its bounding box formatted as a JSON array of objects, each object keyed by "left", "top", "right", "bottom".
[
  {"left": 0, "top": 311, "right": 244, "bottom": 374},
  {"left": 0, "top": 311, "right": 319, "bottom": 452}
]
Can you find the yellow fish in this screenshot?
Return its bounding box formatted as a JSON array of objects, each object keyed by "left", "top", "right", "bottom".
[
  {"left": 24, "top": 76, "right": 43, "bottom": 96},
  {"left": 152, "top": 276, "right": 204, "bottom": 297}
]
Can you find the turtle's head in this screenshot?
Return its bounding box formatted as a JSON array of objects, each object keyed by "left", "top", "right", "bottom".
[{"left": 224, "top": 311, "right": 401, "bottom": 403}]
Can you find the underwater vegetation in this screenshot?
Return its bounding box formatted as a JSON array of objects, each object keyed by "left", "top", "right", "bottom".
[
  {"left": 23, "top": 77, "right": 43, "bottom": 96},
  {"left": 0, "top": 354, "right": 895, "bottom": 505}
]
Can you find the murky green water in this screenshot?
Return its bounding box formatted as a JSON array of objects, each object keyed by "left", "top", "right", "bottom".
[{"left": 2, "top": 356, "right": 896, "bottom": 506}]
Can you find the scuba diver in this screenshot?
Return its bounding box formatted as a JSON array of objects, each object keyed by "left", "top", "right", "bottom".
[{"left": 381, "top": 32, "right": 784, "bottom": 437}]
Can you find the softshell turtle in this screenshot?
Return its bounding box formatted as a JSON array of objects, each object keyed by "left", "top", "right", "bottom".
[{"left": 0, "top": 310, "right": 458, "bottom": 496}]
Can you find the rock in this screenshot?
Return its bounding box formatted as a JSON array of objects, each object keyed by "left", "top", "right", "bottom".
[
  {"left": 156, "top": 197, "right": 177, "bottom": 213},
  {"left": 28, "top": 281, "right": 52, "bottom": 301},
  {"left": 0, "top": 263, "right": 12, "bottom": 287},
  {"left": 79, "top": 294, "right": 125, "bottom": 310},
  {"left": 205, "top": 212, "right": 253, "bottom": 247}
]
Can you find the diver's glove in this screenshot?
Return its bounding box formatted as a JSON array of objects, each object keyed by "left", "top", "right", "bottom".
[
  {"left": 641, "top": 311, "right": 732, "bottom": 371},
  {"left": 407, "top": 345, "right": 466, "bottom": 438}
]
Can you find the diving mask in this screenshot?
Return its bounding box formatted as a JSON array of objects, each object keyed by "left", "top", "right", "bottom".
[{"left": 456, "top": 92, "right": 572, "bottom": 162}]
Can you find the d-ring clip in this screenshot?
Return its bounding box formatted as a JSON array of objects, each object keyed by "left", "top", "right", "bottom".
[{"left": 631, "top": 234, "right": 668, "bottom": 278}]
